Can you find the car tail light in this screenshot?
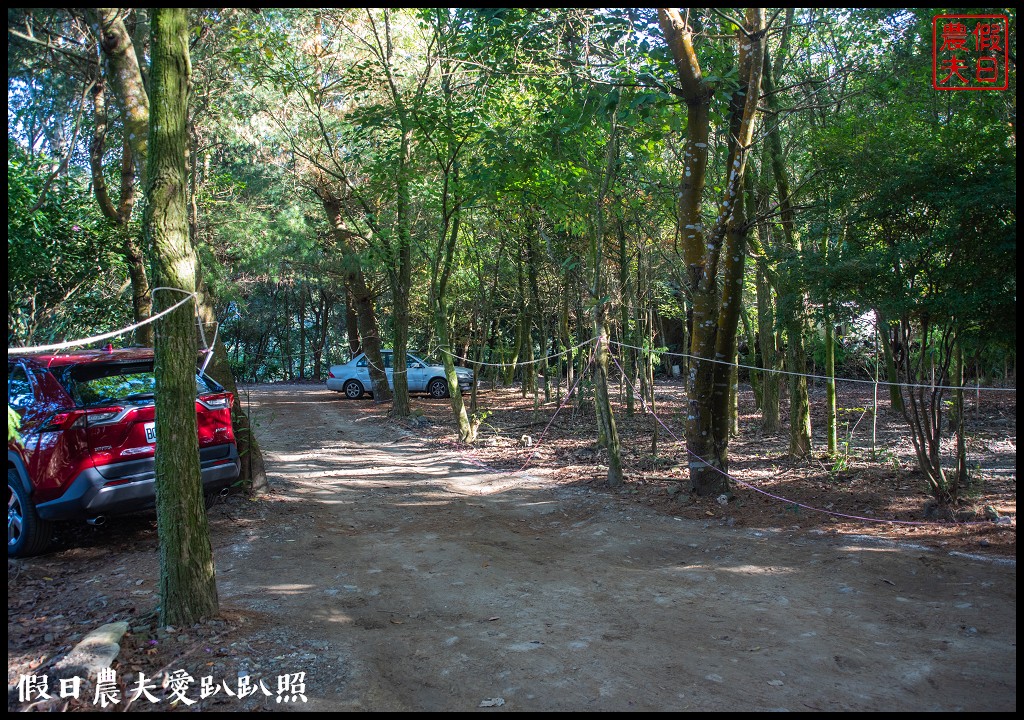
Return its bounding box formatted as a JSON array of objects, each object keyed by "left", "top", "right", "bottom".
[
  {"left": 44, "top": 406, "right": 125, "bottom": 431},
  {"left": 198, "top": 392, "right": 233, "bottom": 410},
  {"left": 42, "top": 411, "right": 79, "bottom": 432},
  {"left": 328, "top": 370, "right": 336, "bottom": 378},
  {"left": 81, "top": 407, "right": 125, "bottom": 425}
]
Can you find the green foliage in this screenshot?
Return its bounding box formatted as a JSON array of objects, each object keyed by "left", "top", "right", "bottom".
[
  {"left": 7, "top": 141, "right": 131, "bottom": 346},
  {"left": 8, "top": 405, "right": 22, "bottom": 445},
  {"left": 806, "top": 30, "right": 1015, "bottom": 349},
  {"left": 810, "top": 332, "right": 848, "bottom": 370},
  {"left": 803, "top": 12, "right": 1012, "bottom": 505},
  {"left": 829, "top": 442, "right": 851, "bottom": 476}
]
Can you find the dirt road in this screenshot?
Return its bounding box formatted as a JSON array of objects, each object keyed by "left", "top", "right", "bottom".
[
  {"left": 208, "top": 384, "right": 1015, "bottom": 711},
  {"left": 7, "top": 383, "right": 1015, "bottom": 712}
]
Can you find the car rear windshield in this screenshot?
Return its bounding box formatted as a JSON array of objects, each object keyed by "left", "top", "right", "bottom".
[{"left": 59, "top": 361, "right": 221, "bottom": 407}]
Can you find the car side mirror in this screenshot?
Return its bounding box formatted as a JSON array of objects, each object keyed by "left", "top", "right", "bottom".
[{"left": 414, "top": 363, "right": 424, "bottom": 369}]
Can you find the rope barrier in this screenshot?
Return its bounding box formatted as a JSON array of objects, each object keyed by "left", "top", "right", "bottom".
[
  {"left": 199, "top": 321, "right": 220, "bottom": 375},
  {"left": 7, "top": 289, "right": 197, "bottom": 354},
  {"left": 362, "top": 338, "right": 599, "bottom": 377},
  {"left": 454, "top": 341, "right": 598, "bottom": 475},
  {"left": 366, "top": 357, "right": 406, "bottom": 376},
  {"left": 607, "top": 350, "right": 989, "bottom": 528},
  {"left": 15, "top": 297, "right": 1010, "bottom": 402},
  {"left": 609, "top": 339, "right": 1016, "bottom": 394},
  {"left": 439, "top": 337, "right": 598, "bottom": 368}
]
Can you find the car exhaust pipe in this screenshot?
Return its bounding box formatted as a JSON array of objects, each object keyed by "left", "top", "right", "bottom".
[{"left": 86, "top": 516, "right": 107, "bottom": 526}]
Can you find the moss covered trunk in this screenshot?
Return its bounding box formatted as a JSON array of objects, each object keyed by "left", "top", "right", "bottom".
[{"left": 146, "top": 7, "right": 218, "bottom": 627}]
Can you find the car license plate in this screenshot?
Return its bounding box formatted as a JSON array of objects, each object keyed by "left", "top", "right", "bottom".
[{"left": 144, "top": 421, "right": 157, "bottom": 444}]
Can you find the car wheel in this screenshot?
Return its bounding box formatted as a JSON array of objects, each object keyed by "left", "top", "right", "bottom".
[
  {"left": 427, "top": 378, "right": 450, "bottom": 399},
  {"left": 343, "top": 379, "right": 365, "bottom": 399},
  {"left": 8, "top": 469, "right": 52, "bottom": 558}
]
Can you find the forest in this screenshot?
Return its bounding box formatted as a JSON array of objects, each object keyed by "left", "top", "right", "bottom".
[{"left": 7, "top": 8, "right": 1017, "bottom": 647}]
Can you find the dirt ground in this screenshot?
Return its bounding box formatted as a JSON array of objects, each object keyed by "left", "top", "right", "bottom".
[{"left": 7, "top": 381, "right": 1017, "bottom": 712}]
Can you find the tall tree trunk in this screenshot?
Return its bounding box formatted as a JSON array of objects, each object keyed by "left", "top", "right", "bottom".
[
  {"left": 730, "top": 349, "right": 739, "bottom": 437},
  {"left": 740, "top": 176, "right": 761, "bottom": 411},
  {"left": 313, "top": 292, "right": 329, "bottom": 379},
  {"left": 575, "top": 273, "right": 593, "bottom": 415},
  {"left": 954, "top": 342, "right": 968, "bottom": 489},
  {"left": 279, "top": 283, "right": 292, "bottom": 381},
  {"left": 471, "top": 241, "right": 504, "bottom": 412},
  {"left": 320, "top": 193, "right": 390, "bottom": 401},
  {"left": 345, "top": 281, "right": 360, "bottom": 355},
  {"left": 560, "top": 273, "right": 574, "bottom": 397},
  {"left": 516, "top": 250, "right": 536, "bottom": 398},
  {"left": 87, "top": 59, "right": 153, "bottom": 345},
  {"left": 740, "top": 305, "right": 760, "bottom": 410},
  {"left": 617, "top": 217, "right": 635, "bottom": 415},
  {"left": 371, "top": 11, "right": 418, "bottom": 418},
  {"left": 123, "top": 233, "right": 153, "bottom": 346},
  {"left": 755, "top": 264, "right": 780, "bottom": 433},
  {"left": 659, "top": 7, "right": 765, "bottom": 495},
  {"left": 594, "top": 324, "right": 623, "bottom": 486},
  {"left": 824, "top": 319, "right": 838, "bottom": 456},
  {"left": 637, "top": 244, "right": 650, "bottom": 406},
  {"left": 433, "top": 301, "right": 474, "bottom": 441},
  {"left": 429, "top": 180, "right": 474, "bottom": 442},
  {"left": 875, "top": 308, "right": 905, "bottom": 413},
  {"left": 786, "top": 316, "right": 813, "bottom": 458},
  {"left": 194, "top": 281, "right": 268, "bottom": 495},
  {"left": 146, "top": 7, "right": 217, "bottom": 626},
  {"left": 822, "top": 221, "right": 842, "bottom": 456},
  {"left": 89, "top": 8, "right": 150, "bottom": 176},
  {"left": 351, "top": 274, "right": 390, "bottom": 403},
  {"left": 708, "top": 187, "right": 750, "bottom": 482},
  {"left": 762, "top": 47, "right": 812, "bottom": 458},
  {"left": 298, "top": 280, "right": 307, "bottom": 380},
  {"left": 389, "top": 122, "right": 414, "bottom": 418},
  {"left": 527, "top": 227, "right": 550, "bottom": 403},
  {"left": 524, "top": 324, "right": 537, "bottom": 401},
  {"left": 589, "top": 90, "right": 624, "bottom": 486},
  {"left": 505, "top": 316, "right": 521, "bottom": 387},
  {"left": 647, "top": 297, "right": 659, "bottom": 455}
]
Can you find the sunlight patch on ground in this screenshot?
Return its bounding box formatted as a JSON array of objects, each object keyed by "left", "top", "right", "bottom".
[
  {"left": 836, "top": 545, "right": 903, "bottom": 555},
  {"left": 392, "top": 499, "right": 453, "bottom": 508},
  {"left": 318, "top": 609, "right": 356, "bottom": 624},
  {"left": 263, "top": 583, "right": 319, "bottom": 595},
  {"left": 715, "top": 564, "right": 797, "bottom": 576}
]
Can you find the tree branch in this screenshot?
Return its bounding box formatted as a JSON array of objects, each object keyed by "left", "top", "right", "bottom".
[{"left": 28, "top": 78, "right": 94, "bottom": 214}]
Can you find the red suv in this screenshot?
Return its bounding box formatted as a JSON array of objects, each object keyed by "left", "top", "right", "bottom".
[{"left": 8, "top": 347, "right": 240, "bottom": 557}]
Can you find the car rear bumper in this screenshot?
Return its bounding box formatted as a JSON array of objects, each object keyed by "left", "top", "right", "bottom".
[{"left": 35, "top": 444, "right": 241, "bottom": 520}]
